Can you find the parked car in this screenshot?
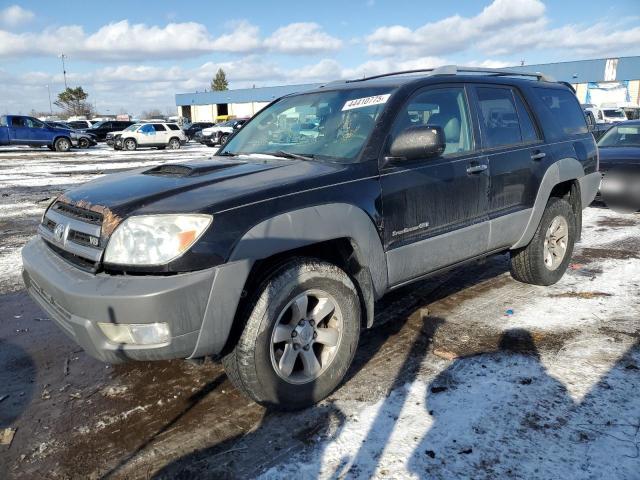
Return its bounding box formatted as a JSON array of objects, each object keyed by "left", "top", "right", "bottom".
[
  {"left": 45, "top": 122, "right": 97, "bottom": 149},
  {"left": 596, "top": 120, "right": 640, "bottom": 211},
  {"left": 67, "top": 120, "right": 98, "bottom": 129},
  {"left": 0, "top": 115, "right": 83, "bottom": 151},
  {"left": 197, "top": 118, "right": 248, "bottom": 146},
  {"left": 22, "top": 66, "right": 600, "bottom": 409},
  {"left": 112, "top": 122, "right": 187, "bottom": 150},
  {"left": 82, "top": 120, "right": 136, "bottom": 142},
  {"left": 184, "top": 122, "right": 217, "bottom": 140},
  {"left": 584, "top": 106, "right": 628, "bottom": 124},
  {"left": 584, "top": 110, "right": 610, "bottom": 140}
]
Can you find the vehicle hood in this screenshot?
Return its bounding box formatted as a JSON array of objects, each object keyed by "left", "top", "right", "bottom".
[
  {"left": 598, "top": 146, "right": 640, "bottom": 169},
  {"left": 107, "top": 130, "right": 124, "bottom": 136},
  {"left": 57, "top": 156, "right": 351, "bottom": 232},
  {"left": 202, "top": 126, "right": 231, "bottom": 135}
]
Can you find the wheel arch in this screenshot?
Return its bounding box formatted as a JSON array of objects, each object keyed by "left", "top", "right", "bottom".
[{"left": 512, "top": 157, "right": 584, "bottom": 249}]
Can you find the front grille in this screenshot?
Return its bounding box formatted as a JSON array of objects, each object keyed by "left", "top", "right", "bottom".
[
  {"left": 51, "top": 202, "right": 103, "bottom": 225},
  {"left": 39, "top": 201, "right": 104, "bottom": 269}
]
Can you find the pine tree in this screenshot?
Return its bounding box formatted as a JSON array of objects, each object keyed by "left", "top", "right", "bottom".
[{"left": 211, "top": 68, "right": 229, "bottom": 91}]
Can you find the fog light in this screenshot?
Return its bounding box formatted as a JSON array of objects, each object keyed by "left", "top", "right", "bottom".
[{"left": 98, "top": 322, "right": 171, "bottom": 345}]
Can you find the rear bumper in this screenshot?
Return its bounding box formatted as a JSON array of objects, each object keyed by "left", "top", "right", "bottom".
[
  {"left": 579, "top": 171, "right": 602, "bottom": 207},
  {"left": 21, "top": 237, "right": 250, "bottom": 363}
]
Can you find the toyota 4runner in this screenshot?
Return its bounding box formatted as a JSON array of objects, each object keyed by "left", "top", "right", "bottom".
[{"left": 22, "top": 66, "right": 601, "bottom": 409}]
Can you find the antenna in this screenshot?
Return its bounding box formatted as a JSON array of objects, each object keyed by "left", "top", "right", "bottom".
[{"left": 58, "top": 53, "right": 68, "bottom": 89}]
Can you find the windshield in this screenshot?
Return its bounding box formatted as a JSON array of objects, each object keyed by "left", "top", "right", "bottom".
[
  {"left": 90, "top": 121, "right": 106, "bottom": 129},
  {"left": 221, "top": 87, "right": 393, "bottom": 162},
  {"left": 124, "top": 123, "right": 141, "bottom": 132},
  {"left": 603, "top": 109, "right": 626, "bottom": 119},
  {"left": 598, "top": 125, "right": 640, "bottom": 147}
]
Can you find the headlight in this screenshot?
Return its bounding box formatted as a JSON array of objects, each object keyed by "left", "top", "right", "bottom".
[{"left": 104, "top": 214, "right": 212, "bottom": 265}]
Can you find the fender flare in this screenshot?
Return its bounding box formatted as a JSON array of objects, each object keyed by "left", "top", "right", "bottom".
[
  {"left": 512, "top": 157, "right": 584, "bottom": 249},
  {"left": 228, "top": 203, "right": 388, "bottom": 298}
]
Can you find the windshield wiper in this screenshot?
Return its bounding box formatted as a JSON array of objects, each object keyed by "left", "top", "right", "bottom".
[
  {"left": 269, "top": 150, "right": 315, "bottom": 161},
  {"left": 217, "top": 151, "right": 237, "bottom": 156}
]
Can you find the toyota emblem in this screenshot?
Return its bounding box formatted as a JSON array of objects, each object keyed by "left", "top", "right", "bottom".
[{"left": 54, "top": 223, "right": 65, "bottom": 242}]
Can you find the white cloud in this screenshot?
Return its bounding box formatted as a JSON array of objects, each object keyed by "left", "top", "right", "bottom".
[
  {"left": 264, "top": 23, "right": 342, "bottom": 54},
  {"left": 0, "top": 19, "right": 341, "bottom": 60},
  {"left": 0, "top": 5, "right": 34, "bottom": 28},
  {"left": 365, "top": 0, "right": 640, "bottom": 60}
]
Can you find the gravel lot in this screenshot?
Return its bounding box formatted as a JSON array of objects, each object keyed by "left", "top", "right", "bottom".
[{"left": 0, "top": 144, "right": 638, "bottom": 479}]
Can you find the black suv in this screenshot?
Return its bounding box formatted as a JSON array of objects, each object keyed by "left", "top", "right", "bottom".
[
  {"left": 22, "top": 66, "right": 600, "bottom": 409},
  {"left": 83, "top": 120, "right": 136, "bottom": 142},
  {"left": 184, "top": 121, "right": 217, "bottom": 140}
]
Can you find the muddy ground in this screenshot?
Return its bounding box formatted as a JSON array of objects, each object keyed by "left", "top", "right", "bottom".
[{"left": 0, "top": 145, "right": 639, "bottom": 479}]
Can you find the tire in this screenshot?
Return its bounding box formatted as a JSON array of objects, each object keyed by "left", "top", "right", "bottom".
[
  {"left": 78, "top": 137, "right": 90, "bottom": 149},
  {"left": 123, "top": 138, "right": 137, "bottom": 151},
  {"left": 219, "top": 134, "right": 229, "bottom": 145},
  {"left": 510, "top": 197, "right": 576, "bottom": 286},
  {"left": 222, "top": 258, "right": 361, "bottom": 410},
  {"left": 168, "top": 137, "right": 181, "bottom": 149},
  {"left": 54, "top": 137, "right": 71, "bottom": 152}
]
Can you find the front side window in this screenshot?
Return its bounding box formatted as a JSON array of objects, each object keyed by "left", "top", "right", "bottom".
[
  {"left": 0, "top": 116, "right": 6, "bottom": 126},
  {"left": 389, "top": 87, "right": 473, "bottom": 156},
  {"left": 28, "top": 118, "right": 45, "bottom": 129},
  {"left": 222, "top": 87, "right": 392, "bottom": 162},
  {"left": 477, "top": 87, "right": 522, "bottom": 148},
  {"left": 139, "top": 124, "right": 154, "bottom": 134}
]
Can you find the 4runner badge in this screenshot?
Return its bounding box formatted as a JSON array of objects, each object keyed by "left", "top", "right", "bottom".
[{"left": 392, "top": 222, "right": 429, "bottom": 237}]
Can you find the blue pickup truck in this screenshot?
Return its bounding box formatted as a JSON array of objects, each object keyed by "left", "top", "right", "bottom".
[{"left": 0, "top": 115, "right": 85, "bottom": 151}]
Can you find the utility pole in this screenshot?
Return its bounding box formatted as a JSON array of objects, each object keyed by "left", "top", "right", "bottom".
[
  {"left": 58, "top": 53, "right": 68, "bottom": 89},
  {"left": 46, "top": 84, "right": 53, "bottom": 116}
]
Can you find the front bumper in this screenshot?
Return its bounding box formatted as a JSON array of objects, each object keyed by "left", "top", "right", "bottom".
[{"left": 22, "top": 237, "right": 250, "bottom": 363}]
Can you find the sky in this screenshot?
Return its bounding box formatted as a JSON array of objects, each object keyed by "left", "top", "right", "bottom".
[{"left": 0, "top": 0, "right": 639, "bottom": 116}]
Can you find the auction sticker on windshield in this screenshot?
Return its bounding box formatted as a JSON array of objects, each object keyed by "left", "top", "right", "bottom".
[{"left": 342, "top": 94, "right": 391, "bottom": 111}]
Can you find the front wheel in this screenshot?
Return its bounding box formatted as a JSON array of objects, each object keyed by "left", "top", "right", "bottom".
[
  {"left": 54, "top": 137, "right": 71, "bottom": 152},
  {"left": 222, "top": 258, "right": 361, "bottom": 410},
  {"left": 123, "top": 138, "right": 137, "bottom": 151},
  {"left": 510, "top": 197, "right": 576, "bottom": 286},
  {"left": 78, "top": 137, "right": 90, "bottom": 149},
  {"left": 168, "top": 137, "right": 181, "bottom": 149}
]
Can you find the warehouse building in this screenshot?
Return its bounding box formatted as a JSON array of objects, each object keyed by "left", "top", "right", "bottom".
[{"left": 175, "top": 56, "right": 640, "bottom": 122}]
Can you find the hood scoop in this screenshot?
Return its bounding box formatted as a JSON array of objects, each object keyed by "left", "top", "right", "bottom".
[{"left": 143, "top": 160, "right": 244, "bottom": 178}]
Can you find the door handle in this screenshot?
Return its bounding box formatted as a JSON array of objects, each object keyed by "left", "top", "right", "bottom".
[
  {"left": 531, "top": 151, "right": 546, "bottom": 161},
  {"left": 466, "top": 164, "right": 488, "bottom": 174}
]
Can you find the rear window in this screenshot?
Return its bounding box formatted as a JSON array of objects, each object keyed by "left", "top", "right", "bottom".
[
  {"left": 0, "top": 116, "right": 6, "bottom": 126},
  {"left": 532, "top": 87, "right": 587, "bottom": 136}
]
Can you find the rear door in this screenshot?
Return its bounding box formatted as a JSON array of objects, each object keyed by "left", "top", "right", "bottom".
[
  {"left": 380, "top": 84, "right": 490, "bottom": 286},
  {"left": 152, "top": 123, "right": 168, "bottom": 144},
  {"left": 470, "top": 84, "right": 548, "bottom": 250},
  {"left": 9, "top": 116, "right": 30, "bottom": 144}
]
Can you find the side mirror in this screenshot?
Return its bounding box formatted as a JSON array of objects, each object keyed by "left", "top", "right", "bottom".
[{"left": 387, "top": 125, "right": 446, "bottom": 162}]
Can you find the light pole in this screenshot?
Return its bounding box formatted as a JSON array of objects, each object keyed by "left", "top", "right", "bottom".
[
  {"left": 58, "top": 53, "right": 68, "bottom": 89},
  {"left": 46, "top": 84, "right": 53, "bottom": 116}
]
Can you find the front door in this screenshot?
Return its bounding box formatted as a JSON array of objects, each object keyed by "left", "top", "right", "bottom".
[
  {"left": 26, "top": 117, "right": 50, "bottom": 145},
  {"left": 138, "top": 124, "right": 156, "bottom": 145},
  {"left": 380, "top": 85, "right": 490, "bottom": 286}
]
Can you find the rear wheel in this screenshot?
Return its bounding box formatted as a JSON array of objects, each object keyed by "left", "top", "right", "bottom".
[
  {"left": 54, "top": 137, "right": 71, "bottom": 152},
  {"left": 510, "top": 197, "right": 576, "bottom": 286},
  {"left": 168, "top": 137, "right": 181, "bottom": 149},
  {"left": 219, "top": 133, "right": 229, "bottom": 145},
  {"left": 123, "top": 138, "right": 137, "bottom": 151},
  {"left": 222, "top": 258, "right": 361, "bottom": 410}
]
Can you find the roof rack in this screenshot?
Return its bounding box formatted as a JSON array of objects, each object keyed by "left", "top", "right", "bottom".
[{"left": 345, "top": 65, "right": 555, "bottom": 83}]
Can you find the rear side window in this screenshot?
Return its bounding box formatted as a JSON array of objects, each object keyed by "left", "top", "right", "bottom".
[
  {"left": 0, "top": 116, "right": 7, "bottom": 126},
  {"left": 11, "top": 117, "right": 26, "bottom": 127},
  {"left": 476, "top": 87, "right": 522, "bottom": 148},
  {"left": 152, "top": 124, "right": 166, "bottom": 131},
  {"left": 167, "top": 124, "right": 180, "bottom": 131},
  {"left": 532, "top": 87, "right": 587, "bottom": 136}
]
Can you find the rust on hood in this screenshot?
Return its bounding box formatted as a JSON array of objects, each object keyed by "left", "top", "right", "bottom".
[{"left": 56, "top": 194, "right": 123, "bottom": 237}]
